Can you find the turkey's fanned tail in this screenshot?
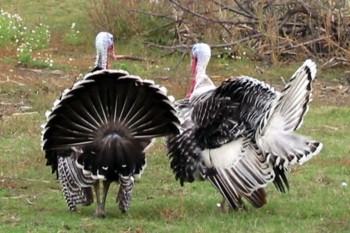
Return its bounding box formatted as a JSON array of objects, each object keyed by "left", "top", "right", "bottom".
[
  {"left": 42, "top": 69, "right": 180, "bottom": 177},
  {"left": 42, "top": 70, "right": 180, "bottom": 212},
  {"left": 256, "top": 60, "right": 322, "bottom": 170}
]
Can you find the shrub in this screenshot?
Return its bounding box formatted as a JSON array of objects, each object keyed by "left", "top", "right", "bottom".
[
  {"left": 0, "top": 9, "right": 53, "bottom": 68},
  {"left": 86, "top": 0, "right": 171, "bottom": 41},
  {"left": 16, "top": 23, "right": 51, "bottom": 67},
  {"left": 0, "top": 9, "right": 23, "bottom": 47}
]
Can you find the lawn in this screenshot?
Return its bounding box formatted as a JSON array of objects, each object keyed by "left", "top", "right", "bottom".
[{"left": 1, "top": 1, "right": 350, "bottom": 233}]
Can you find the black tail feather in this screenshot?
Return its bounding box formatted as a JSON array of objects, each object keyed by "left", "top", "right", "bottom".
[
  {"left": 43, "top": 70, "right": 180, "bottom": 178},
  {"left": 273, "top": 165, "right": 290, "bottom": 193}
]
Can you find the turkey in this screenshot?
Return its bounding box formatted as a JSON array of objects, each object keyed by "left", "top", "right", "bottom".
[
  {"left": 54, "top": 31, "right": 118, "bottom": 211},
  {"left": 92, "top": 31, "right": 117, "bottom": 71},
  {"left": 167, "top": 43, "right": 323, "bottom": 211},
  {"left": 42, "top": 69, "right": 180, "bottom": 217}
]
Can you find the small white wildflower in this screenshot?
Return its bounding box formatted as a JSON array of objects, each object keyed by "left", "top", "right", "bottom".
[{"left": 71, "top": 23, "right": 76, "bottom": 29}]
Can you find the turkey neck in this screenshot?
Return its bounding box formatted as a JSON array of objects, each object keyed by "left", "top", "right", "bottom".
[{"left": 191, "top": 56, "right": 215, "bottom": 97}]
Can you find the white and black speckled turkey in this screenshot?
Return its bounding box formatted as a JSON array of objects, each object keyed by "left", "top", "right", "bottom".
[{"left": 167, "top": 43, "right": 323, "bottom": 211}]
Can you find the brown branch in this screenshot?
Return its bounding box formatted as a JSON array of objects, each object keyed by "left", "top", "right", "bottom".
[
  {"left": 233, "top": 0, "right": 256, "bottom": 19},
  {"left": 211, "top": 0, "right": 257, "bottom": 19},
  {"left": 147, "top": 33, "right": 263, "bottom": 51},
  {"left": 169, "top": 0, "right": 236, "bottom": 24},
  {"left": 128, "top": 9, "right": 174, "bottom": 20},
  {"left": 116, "top": 55, "right": 155, "bottom": 63}
]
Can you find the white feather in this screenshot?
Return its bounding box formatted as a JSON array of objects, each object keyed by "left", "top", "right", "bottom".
[{"left": 202, "top": 138, "right": 245, "bottom": 168}]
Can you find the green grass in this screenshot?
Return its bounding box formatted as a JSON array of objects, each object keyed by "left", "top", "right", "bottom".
[
  {"left": 2, "top": 0, "right": 89, "bottom": 31},
  {"left": 1, "top": 99, "right": 350, "bottom": 232}
]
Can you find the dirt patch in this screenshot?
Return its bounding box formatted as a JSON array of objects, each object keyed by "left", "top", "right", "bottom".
[{"left": 0, "top": 65, "right": 349, "bottom": 119}]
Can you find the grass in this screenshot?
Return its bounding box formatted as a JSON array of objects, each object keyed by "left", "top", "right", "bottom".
[
  {"left": 1, "top": 1, "right": 350, "bottom": 233},
  {"left": 1, "top": 64, "right": 350, "bottom": 233},
  {"left": 0, "top": 105, "right": 350, "bottom": 233}
]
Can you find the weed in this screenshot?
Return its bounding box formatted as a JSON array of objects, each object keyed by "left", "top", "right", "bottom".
[
  {"left": 63, "top": 23, "right": 84, "bottom": 46},
  {"left": 1, "top": 10, "right": 52, "bottom": 68},
  {"left": 0, "top": 9, "right": 23, "bottom": 47}
]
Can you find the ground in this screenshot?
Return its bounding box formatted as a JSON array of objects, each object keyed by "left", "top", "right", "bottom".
[{"left": 1, "top": 56, "right": 349, "bottom": 119}]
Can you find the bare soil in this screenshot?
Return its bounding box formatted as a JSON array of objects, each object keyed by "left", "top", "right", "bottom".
[{"left": 0, "top": 57, "right": 349, "bottom": 119}]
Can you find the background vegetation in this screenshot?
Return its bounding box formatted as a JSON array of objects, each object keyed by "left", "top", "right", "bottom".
[{"left": 0, "top": 0, "right": 349, "bottom": 232}]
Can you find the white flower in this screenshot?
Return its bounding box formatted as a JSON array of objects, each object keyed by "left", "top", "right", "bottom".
[{"left": 71, "top": 23, "right": 76, "bottom": 29}]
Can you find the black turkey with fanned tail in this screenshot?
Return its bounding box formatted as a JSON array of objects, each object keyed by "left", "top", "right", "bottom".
[{"left": 42, "top": 69, "right": 180, "bottom": 217}]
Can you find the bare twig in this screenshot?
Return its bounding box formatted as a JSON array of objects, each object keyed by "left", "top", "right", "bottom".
[
  {"left": 147, "top": 33, "right": 263, "bottom": 52},
  {"left": 116, "top": 55, "right": 155, "bottom": 63},
  {"left": 169, "top": 0, "right": 236, "bottom": 24},
  {"left": 212, "top": 0, "right": 257, "bottom": 19},
  {"left": 128, "top": 9, "right": 174, "bottom": 20}
]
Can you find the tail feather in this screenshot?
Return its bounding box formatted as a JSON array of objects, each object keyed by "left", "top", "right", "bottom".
[
  {"left": 276, "top": 59, "right": 316, "bottom": 131},
  {"left": 256, "top": 60, "right": 322, "bottom": 167},
  {"left": 42, "top": 70, "right": 180, "bottom": 174},
  {"left": 273, "top": 165, "right": 290, "bottom": 193}
]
